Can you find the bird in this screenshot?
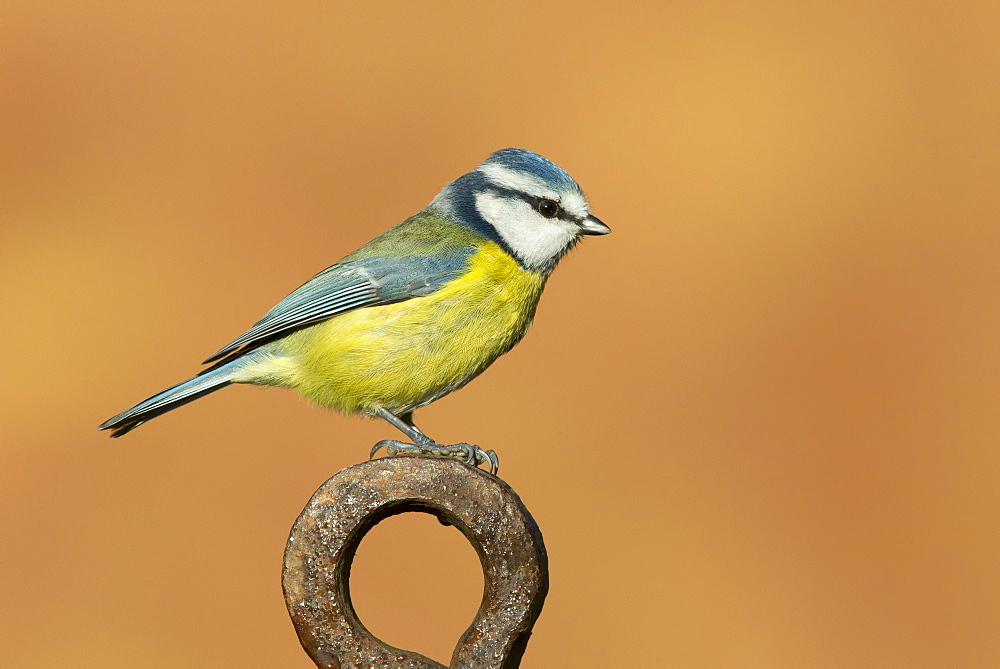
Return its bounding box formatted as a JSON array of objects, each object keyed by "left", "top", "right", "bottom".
[{"left": 99, "top": 148, "right": 610, "bottom": 473}]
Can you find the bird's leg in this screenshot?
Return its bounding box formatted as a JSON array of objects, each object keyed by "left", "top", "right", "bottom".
[{"left": 370, "top": 408, "right": 499, "bottom": 475}]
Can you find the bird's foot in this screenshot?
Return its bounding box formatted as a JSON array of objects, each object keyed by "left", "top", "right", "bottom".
[{"left": 370, "top": 439, "right": 499, "bottom": 475}]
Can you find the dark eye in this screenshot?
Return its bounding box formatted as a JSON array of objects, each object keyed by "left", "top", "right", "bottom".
[{"left": 537, "top": 199, "right": 560, "bottom": 218}]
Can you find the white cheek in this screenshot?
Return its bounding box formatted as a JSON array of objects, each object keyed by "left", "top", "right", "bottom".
[{"left": 475, "top": 192, "right": 579, "bottom": 271}]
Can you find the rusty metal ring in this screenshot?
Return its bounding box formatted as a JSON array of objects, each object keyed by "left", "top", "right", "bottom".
[{"left": 283, "top": 456, "right": 548, "bottom": 668}]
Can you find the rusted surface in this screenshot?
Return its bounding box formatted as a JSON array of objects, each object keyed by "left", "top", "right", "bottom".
[{"left": 283, "top": 456, "right": 548, "bottom": 669}]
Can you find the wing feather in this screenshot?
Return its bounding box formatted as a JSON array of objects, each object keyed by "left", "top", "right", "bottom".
[{"left": 202, "top": 250, "right": 471, "bottom": 363}]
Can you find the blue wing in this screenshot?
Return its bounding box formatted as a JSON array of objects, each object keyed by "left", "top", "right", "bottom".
[{"left": 203, "top": 251, "right": 471, "bottom": 364}]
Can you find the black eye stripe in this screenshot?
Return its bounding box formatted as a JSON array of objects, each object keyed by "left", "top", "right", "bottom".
[{"left": 487, "top": 187, "right": 572, "bottom": 221}]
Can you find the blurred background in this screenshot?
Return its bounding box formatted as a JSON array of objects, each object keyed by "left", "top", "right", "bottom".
[{"left": 2, "top": 1, "right": 998, "bottom": 667}]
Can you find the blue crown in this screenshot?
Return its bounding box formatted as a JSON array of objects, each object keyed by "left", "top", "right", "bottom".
[{"left": 483, "top": 148, "right": 580, "bottom": 192}]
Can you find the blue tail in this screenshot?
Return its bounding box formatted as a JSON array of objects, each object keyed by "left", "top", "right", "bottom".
[{"left": 99, "top": 359, "right": 242, "bottom": 437}]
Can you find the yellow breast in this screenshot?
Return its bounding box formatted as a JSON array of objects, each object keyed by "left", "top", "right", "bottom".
[{"left": 248, "top": 242, "right": 548, "bottom": 416}]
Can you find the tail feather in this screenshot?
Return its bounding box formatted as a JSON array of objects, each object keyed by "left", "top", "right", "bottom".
[{"left": 99, "top": 361, "right": 240, "bottom": 437}]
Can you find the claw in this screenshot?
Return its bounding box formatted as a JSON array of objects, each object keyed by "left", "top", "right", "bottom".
[
  {"left": 451, "top": 443, "right": 500, "bottom": 475},
  {"left": 462, "top": 444, "right": 478, "bottom": 468},
  {"left": 484, "top": 449, "right": 500, "bottom": 476},
  {"left": 370, "top": 440, "right": 391, "bottom": 459},
  {"left": 368, "top": 439, "right": 499, "bottom": 475}
]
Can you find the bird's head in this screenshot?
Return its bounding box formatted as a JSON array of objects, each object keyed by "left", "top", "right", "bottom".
[{"left": 429, "top": 148, "right": 610, "bottom": 273}]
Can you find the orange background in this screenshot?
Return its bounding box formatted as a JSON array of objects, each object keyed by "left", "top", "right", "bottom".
[{"left": 2, "top": 2, "right": 998, "bottom": 667}]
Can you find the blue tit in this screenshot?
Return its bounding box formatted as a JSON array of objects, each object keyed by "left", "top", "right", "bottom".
[{"left": 99, "top": 148, "right": 610, "bottom": 473}]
